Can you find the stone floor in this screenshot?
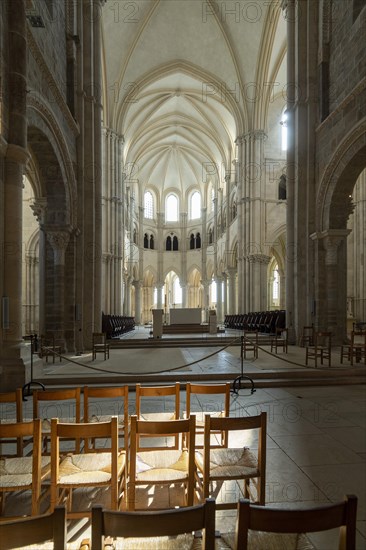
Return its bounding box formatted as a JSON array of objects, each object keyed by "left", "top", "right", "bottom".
[{"left": 3, "top": 328, "right": 366, "bottom": 549}]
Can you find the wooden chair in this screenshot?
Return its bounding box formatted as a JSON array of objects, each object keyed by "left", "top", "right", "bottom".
[
  {"left": 0, "top": 506, "right": 66, "bottom": 550},
  {"left": 128, "top": 415, "right": 196, "bottom": 511},
  {"left": 341, "top": 330, "right": 366, "bottom": 366},
  {"left": 305, "top": 331, "right": 332, "bottom": 367},
  {"left": 33, "top": 387, "right": 81, "bottom": 453},
  {"left": 185, "top": 382, "right": 230, "bottom": 448},
  {"left": 135, "top": 383, "right": 180, "bottom": 450},
  {"left": 0, "top": 419, "right": 51, "bottom": 518},
  {"left": 300, "top": 324, "right": 314, "bottom": 347},
  {"left": 39, "top": 333, "right": 62, "bottom": 363},
  {"left": 50, "top": 417, "right": 126, "bottom": 519},
  {"left": 234, "top": 495, "right": 357, "bottom": 550},
  {"left": 92, "top": 332, "right": 110, "bottom": 361},
  {"left": 270, "top": 327, "right": 288, "bottom": 354},
  {"left": 91, "top": 498, "right": 216, "bottom": 550},
  {"left": 83, "top": 386, "right": 129, "bottom": 451},
  {"left": 0, "top": 389, "right": 23, "bottom": 457},
  {"left": 242, "top": 331, "right": 258, "bottom": 359},
  {"left": 195, "top": 413, "right": 267, "bottom": 509}
]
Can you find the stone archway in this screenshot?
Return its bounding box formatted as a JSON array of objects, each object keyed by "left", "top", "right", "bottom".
[
  {"left": 26, "top": 104, "right": 77, "bottom": 350},
  {"left": 314, "top": 126, "right": 366, "bottom": 342}
]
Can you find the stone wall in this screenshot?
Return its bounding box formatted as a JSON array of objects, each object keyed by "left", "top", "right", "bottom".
[{"left": 316, "top": 1, "right": 366, "bottom": 190}]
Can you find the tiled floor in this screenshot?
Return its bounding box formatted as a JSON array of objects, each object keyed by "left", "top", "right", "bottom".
[{"left": 3, "top": 330, "right": 366, "bottom": 549}]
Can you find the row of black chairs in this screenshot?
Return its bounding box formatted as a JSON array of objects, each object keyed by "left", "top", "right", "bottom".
[
  {"left": 102, "top": 313, "right": 135, "bottom": 339},
  {"left": 225, "top": 310, "right": 286, "bottom": 333}
]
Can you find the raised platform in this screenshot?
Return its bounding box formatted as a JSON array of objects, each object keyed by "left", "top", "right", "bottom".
[{"left": 162, "top": 323, "right": 209, "bottom": 334}]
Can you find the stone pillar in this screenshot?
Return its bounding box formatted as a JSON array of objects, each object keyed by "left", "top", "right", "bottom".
[
  {"left": 201, "top": 280, "right": 210, "bottom": 323},
  {"left": 282, "top": 0, "right": 296, "bottom": 342},
  {"left": 156, "top": 283, "right": 164, "bottom": 310},
  {"left": 0, "top": 0, "right": 28, "bottom": 390},
  {"left": 181, "top": 284, "right": 187, "bottom": 308},
  {"left": 30, "top": 198, "right": 47, "bottom": 336},
  {"left": 235, "top": 137, "right": 244, "bottom": 312},
  {"left": 125, "top": 275, "right": 132, "bottom": 316},
  {"left": 46, "top": 230, "right": 71, "bottom": 350},
  {"left": 222, "top": 273, "right": 228, "bottom": 318},
  {"left": 324, "top": 231, "right": 350, "bottom": 342},
  {"left": 227, "top": 268, "right": 237, "bottom": 314},
  {"left": 93, "top": 0, "right": 103, "bottom": 328},
  {"left": 244, "top": 254, "right": 271, "bottom": 311},
  {"left": 134, "top": 280, "right": 142, "bottom": 324}
]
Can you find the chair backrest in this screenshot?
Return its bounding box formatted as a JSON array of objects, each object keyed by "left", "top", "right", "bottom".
[
  {"left": 33, "top": 387, "right": 81, "bottom": 423},
  {"left": 0, "top": 419, "right": 43, "bottom": 516},
  {"left": 0, "top": 506, "right": 67, "bottom": 550},
  {"left": 186, "top": 382, "right": 230, "bottom": 418},
  {"left": 204, "top": 413, "right": 267, "bottom": 503},
  {"left": 351, "top": 330, "right": 366, "bottom": 346},
  {"left": 0, "top": 389, "right": 23, "bottom": 456},
  {"left": 235, "top": 495, "right": 357, "bottom": 550},
  {"left": 276, "top": 327, "right": 288, "bottom": 339},
  {"left": 92, "top": 332, "right": 107, "bottom": 346},
  {"left": 315, "top": 331, "right": 332, "bottom": 348},
  {"left": 135, "top": 383, "right": 180, "bottom": 449},
  {"left": 83, "top": 385, "right": 129, "bottom": 450},
  {"left": 136, "top": 383, "right": 180, "bottom": 418},
  {"left": 129, "top": 414, "right": 196, "bottom": 504},
  {"left": 91, "top": 498, "right": 216, "bottom": 550}
]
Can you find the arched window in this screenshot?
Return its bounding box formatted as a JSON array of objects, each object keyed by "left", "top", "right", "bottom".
[
  {"left": 173, "top": 235, "right": 178, "bottom": 251},
  {"left": 190, "top": 234, "right": 195, "bottom": 250},
  {"left": 196, "top": 232, "right": 201, "bottom": 249},
  {"left": 190, "top": 191, "right": 201, "bottom": 219},
  {"left": 278, "top": 175, "right": 287, "bottom": 200},
  {"left": 144, "top": 191, "right": 153, "bottom": 219},
  {"left": 150, "top": 235, "right": 154, "bottom": 250},
  {"left": 144, "top": 233, "right": 148, "bottom": 248},
  {"left": 166, "top": 236, "right": 172, "bottom": 251},
  {"left": 280, "top": 109, "right": 288, "bottom": 151},
  {"left": 273, "top": 265, "right": 279, "bottom": 302},
  {"left": 166, "top": 194, "right": 178, "bottom": 222}
]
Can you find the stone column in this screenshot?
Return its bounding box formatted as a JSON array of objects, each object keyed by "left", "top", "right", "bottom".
[
  {"left": 156, "top": 283, "right": 164, "bottom": 310},
  {"left": 125, "top": 275, "right": 132, "bottom": 316},
  {"left": 134, "top": 280, "right": 142, "bottom": 324},
  {"left": 30, "top": 198, "right": 47, "bottom": 336},
  {"left": 0, "top": 0, "right": 28, "bottom": 390},
  {"left": 244, "top": 254, "right": 271, "bottom": 311},
  {"left": 235, "top": 136, "right": 244, "bottom": 312},
  {"left": 282, "top": 0, "right": 296, "bottom": 342},
  {"left": 46, "top": 230, "right": 71, "bottom": 350},
  {"left": 222, "top": 273, "right": 228, "bottom": 318},
  {"left": 323, "top": 231, "right": 350, "bottom": 342},
  {"left": 227, "top": 268, "right": 237, "bottom": 314},
  {"left": 93, "top": 0, "right": 104, "bottom": 328},
  {"left": 201, "top": 280, "right": 210, "bottom": 323},
  {"left": 181, "top": 284, "right": 187, "bottom": 308}
]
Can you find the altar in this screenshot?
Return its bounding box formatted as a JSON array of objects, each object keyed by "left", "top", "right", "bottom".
[{"left": 169, "top": 307, "right": 201, "bottom": 325}]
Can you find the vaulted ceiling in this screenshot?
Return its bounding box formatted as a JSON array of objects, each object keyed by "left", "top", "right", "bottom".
[{"left": 101, "top": 0, "right": 286, "bottom": 199}]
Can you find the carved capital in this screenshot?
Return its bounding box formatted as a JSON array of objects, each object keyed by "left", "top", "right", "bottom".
[
  {"left": 30, "top": 197, "right": 47, "bottom": 225},
  {"left": 245, "top": 253, "right": 271, "bottom": 265},
  {"left": 46, "top": 230, "right": 71, "bottom": 265}
]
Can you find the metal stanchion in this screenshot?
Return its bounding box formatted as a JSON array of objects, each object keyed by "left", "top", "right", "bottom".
[
  {"left": 232, "top": 335, "right": 256, "bottom": 395},
  {"left": 22, "top": 334, "right": 45, "bottom": 400}
]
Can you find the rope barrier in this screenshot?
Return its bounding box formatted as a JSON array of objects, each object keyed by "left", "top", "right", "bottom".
[{"left": 39, "top": 333, "right": 353, "bottom": 377}]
